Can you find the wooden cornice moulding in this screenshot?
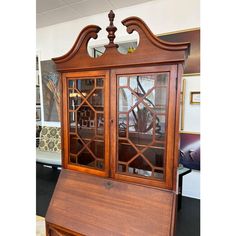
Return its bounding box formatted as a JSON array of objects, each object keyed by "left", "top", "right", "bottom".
[{"left": 52, "top": 10, "right": 190, "bottom": 72}]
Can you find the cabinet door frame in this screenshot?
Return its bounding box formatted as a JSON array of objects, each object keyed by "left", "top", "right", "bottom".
[
  {"left": 110, "top": 65, "right": 178, "bottom": 189},
  {"left": 61, "top": 70, "right": 110, "bottom": 177}
]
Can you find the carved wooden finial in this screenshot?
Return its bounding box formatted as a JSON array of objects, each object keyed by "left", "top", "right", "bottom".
[{"left": 105, "top": 10, "right": 118, "bottom": 48}]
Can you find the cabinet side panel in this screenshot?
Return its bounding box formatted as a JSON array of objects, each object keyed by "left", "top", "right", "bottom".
[
  {"left": 61, "top": 73, "right": 68, "bottom": 168},
  {"left": 172, "top": 64, "right": 183, "bottom": 192}
]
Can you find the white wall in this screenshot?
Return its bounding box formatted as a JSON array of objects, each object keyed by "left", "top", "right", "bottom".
[
  {"left": 180, "top": 75, "right": 200, "bottom": 199},
  {"left": 182, "top": 170, "right": 200, "bottom": 199},
  {"left": 36, "top": 0, "right": 200, "bottom": 60},
  {"left": 181, "top": 75, "right": 200, "bottom": 133},
  {"left": 36, "top": 0, "right": 200, "bottom": 198}
]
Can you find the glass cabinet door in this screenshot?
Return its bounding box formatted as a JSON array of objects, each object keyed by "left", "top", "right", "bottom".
[
  {"left": 63, "top": 71, "right": 109, "bottom": 177},
  {"left": 111, "top": 66, "right": 177, "bottom": 188}
]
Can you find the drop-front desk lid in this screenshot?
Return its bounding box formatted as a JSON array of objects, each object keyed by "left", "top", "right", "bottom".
[{"left": 46, "top": 169, "right": 176, "bottom": 236}]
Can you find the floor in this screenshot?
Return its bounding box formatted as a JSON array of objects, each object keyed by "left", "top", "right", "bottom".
[
  {"left": 36, "top": 163, "right": 200, "bottom": 236},
  {"left": 36, "top": 215, "right": 46, "bottom": 236}
]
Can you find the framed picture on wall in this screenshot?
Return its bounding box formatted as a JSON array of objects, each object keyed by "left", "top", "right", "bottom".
[
  {"left": 41, "top": 60, "right": 60, "bottom": 122},
  {"left": 36, "top": 107, "right": 41, "bottom": 121},
  {"left": 36, "top": 72, "right": 40, "bottom": 86},
  {"left": 36, "top": 86, "right": 41, "bottom": 105},
  {"left": 190, "top": 91, "right": 200, "bottom": 104}
]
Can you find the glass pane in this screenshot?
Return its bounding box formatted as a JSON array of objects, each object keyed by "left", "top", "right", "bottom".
[
  {"left": 118, "top": 114, "right": 127, "bottom": 137},
  {"left": 96, "top": 78, "right": 104, "bottom": 87},
  {"left": 96, "top": 160, "right": 104, "bottom": 169},
  {"left": 154, "top": 169, "right": 164, "bottom": 179},
  {"left": 76, "top": 79, "right": 94, "bottom": 97},
  {"left": 128, "top": 156, "right": 152, "bottom": 177},
  {"left": 118, "top": 163, "right": 127, "bottom": 172},
  {"left": 68, "top": 77, "right": 105, "bottom": 170},
  {"left": 117, "top": 73, "right": 168, "bottom": 180},
  {"left": 118, "top": 140, "right": 137, "bottom": 163},
  {"left": 77, "top": 149, "right": 95, "bottom": 167},
  {"left": 155, "top": 115, "right": 166, "bottom": 141},
  {"left": 143, "top": 148, "right": 164, "bottom": 168},
  {"left": 145, "top": 87, "right": 167, "bottom": 113},
  {"left": 77, "top": 106, "right": 95, "bottom": 141},
  {"left": 97, "top": 113, "right": 104, "bottom": 136},
  {"left": 69, "top": 112, "right": 76, "bottom": 133},
  {"left": 70, "top": 136, "right": 84, "bottom": 155},
  {"left": 88, "top": 89, "right": 104, "bottom": 111},
  {"left": 156, "top": 73, "right": 168, "bottom": 86},
  {"left": 68, "top": 89, "right": 83, "bottom": 110},
  {"left": 119, "top": 88, "right": 136, "bottom": 112},
  {"left": 130, "top": 76, "right": 154, "bottom": 93},
  {"left": 119, "top": 77, "right": 128, "bottom": 86},
  {"left": 88, "top": 141, "right": 104, "bottom": 159},
  {"left": 68, "top": 80, "right": 75, "bottom": 88},
  {"left": 128, "top": 106, "right": 153, "bottom": 149},
  {"left": 70, "top": 155, "right": 77, "bottom": 164}
]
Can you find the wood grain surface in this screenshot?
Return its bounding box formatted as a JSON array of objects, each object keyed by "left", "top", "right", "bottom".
[{"left": 46, "top": 169, "right": 175, "bottom": 236}]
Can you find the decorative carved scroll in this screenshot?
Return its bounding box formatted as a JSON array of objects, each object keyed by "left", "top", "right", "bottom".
[
  {"left": 53, "top": 25, "right": 101, "bottom": 64},
  {"left": 122, "top": 17, "right": 190, "bottom": 52},
  {"left": 52, "top": 11, "right": 190, "bottom": 72}
]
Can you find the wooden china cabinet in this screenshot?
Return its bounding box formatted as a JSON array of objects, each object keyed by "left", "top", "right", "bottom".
[{"left": 45, "top": 11, "right": 190, "bottom": 236}]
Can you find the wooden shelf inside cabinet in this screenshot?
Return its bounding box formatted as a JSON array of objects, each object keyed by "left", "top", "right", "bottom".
[{"left": 46, "top": 10, "right": 190, "bottom": 236}]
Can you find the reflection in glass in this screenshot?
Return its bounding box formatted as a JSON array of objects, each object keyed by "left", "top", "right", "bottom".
[
  {"left": 118, "top": 163, "right": 126, "bottom": 172},
  {"left": 97, "top": 113, "right": 104, "bottom": 136},
  {"left": 154, "top": 170, "right": 164, "bottom": 179},
  {"left": 68, "top": 77, "right": 105, "bottom": 170},
  {"left": 68, "top": 80, "right": 75, "bottom": 88},
  {"left": 130, "top": 76, "right": 154, "bottom": 93},
  {"left": 117, "top": 73, "right": 168, "bottom": 179},
  {"left": 143, "top": 148, "right": 164, "bottom": 168},
  {"left": 96, "top": 78, "right": 104, "bottom": 87},
  {"left": 156, "top": 73, "right": 167, "bottom": 86},
  {"left": 119, "top": 88, "right": 136, "bottom": 112},
  {"left": 88, "top": 89, "right": 104, "bottom": 111},
  {"left": 118, "top": 140, "right": 137, "bottom": 163},
  {"left": 76, "top": 79, "right": 94, "bottom": 97},
  {"left": 89, "top": 141, "right": 104, "bottom": 159},
  {"left": 129, "top": 156, "right": 152, "bottom": 173},
  {"left": 119, "top": 77, "right": 128, "bottom": 86},
  {"left": 118, "top": 114, "right": 127, "bottom": 137},
  {"left": 69, "top": 112, "right": 76, "bottom": 133},
  {"left": 68, "top": 89, "right": 82, "bottom": 110},
  {"left": 77, "top": 150, "right": 95, "bottom": 166},
  {"left": 155, "top": 115, "right": 165, "bottom": 140},
  {"left": 70, "top": 136, "right": 84, "bottom": 154}
]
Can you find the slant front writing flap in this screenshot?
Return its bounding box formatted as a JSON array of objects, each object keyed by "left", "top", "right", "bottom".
[{"left": 46, "top": 169, "right": 175, "bottom": 236}]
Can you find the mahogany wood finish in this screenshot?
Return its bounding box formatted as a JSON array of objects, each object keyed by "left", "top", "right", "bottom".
[
  {"left": 46, "top": 10, "right": 190, "bottom": 236},
  {"left": 110, "top": 65, "right": 177, "bottom": 189},
  {"left": 46, "top": 169, "right": 176, "bottom": 236}
]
